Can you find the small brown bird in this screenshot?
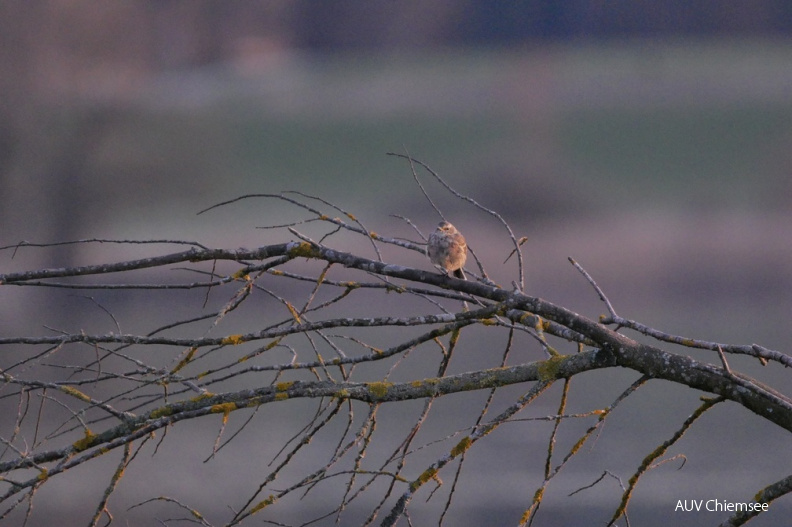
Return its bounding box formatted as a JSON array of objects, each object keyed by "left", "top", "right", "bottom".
[{"left": 428, "top": 221, "right": 467, "bottom": 279}]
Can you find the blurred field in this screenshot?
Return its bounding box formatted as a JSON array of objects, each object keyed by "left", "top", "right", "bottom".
[
  {"left": 6, "top": 40, "right": 791, "bottom": 231},
  {"left": 8, "top": 40, "right": 789, "bottom": 333},
  {"left": 3, "top": 40, "right": 792, "bottom": 526}
]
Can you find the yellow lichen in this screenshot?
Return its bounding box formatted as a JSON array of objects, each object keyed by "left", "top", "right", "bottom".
[
  {"left": 346, "top": 213, "right": 357, "bottom": 221},
  {"left": 275, "top": 381, "right": 295, "bottom": 392},
  {"left": 285, "top": 302, "right": 301, "bottom": 323},
  {"left": 367, "top": 382, "right": 392, "bottom": 399},
  {"left": 567, "top": 435, "right": 588, "bottom": 457},
  {"left": 231, "top": 269, "right": 250, "bottom": 280},
  {"left": 537, "top": 355, "right": 566, "bottom": 381},
  {"left": 520, "top": 489, "right": 543, "bottom": 526},
  {"left": 149, "top": 406, "right": 174, "bottom": 419},
  {"left": 638, "top": 443, "right": 668, "bottom": 470},
  {"left": 37, "top": 469, "right": 48, "bottom": 481},
  {"left": 532, "top": 486, "right": 544, "bottom": 504},
  {"left": 190, "top": 392, "right": 215, "bottom": 402},
  {"left": 210, "top": 402, "right": 237, "bottom": 414},
  {"left": 171, "top": 347, "right": 198, "bottom": 374},
  {"left": 410, "top": 467, "right": 438, "bottom": 492},
  {"left": 72, "top": 429, "right": 96, "bottom": 452},
  {"left": 241, "top": 337, "right": 284, "bottom": 362},
  {"left": 266, "top": 338, "right": 283, "bottom": 350},
  {"left": 249, "top": 495, "right": 277, "bottom": 514},
  {"left": 60, "top": 386, "right": 91, "bottom": 402},
  {"left": 221, "top": 334, "right": 245, "bottom": 345},
  {"left": 288, "top": 242, "right": 316, "bottom": 258},
  {"left": 450, "top": 436, "right": 472, "bottom": 457},
  {"left": 545, "top": 345, "right": 561, "bottom": 357},
  {"left": 274, "top": 392, "right": 289, "bottom": 401}
]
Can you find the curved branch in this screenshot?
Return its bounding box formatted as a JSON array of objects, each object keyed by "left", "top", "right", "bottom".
[
  {"left": 2, "top": 230, "right": 790, "bottom": 525},
  {"left": 3, "top": 241, "right": 791, "bottom": 434},
  {"left": 0, "top": 350, "right": 610, "bottom": 478}
]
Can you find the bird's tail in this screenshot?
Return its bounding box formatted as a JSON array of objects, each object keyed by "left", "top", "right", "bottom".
[{"left": 453, "top": 268, "right": 466, "bottom": 280}]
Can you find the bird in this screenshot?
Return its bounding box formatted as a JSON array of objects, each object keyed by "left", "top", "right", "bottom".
[{"left": 427, "top": 221, "right": 467, "bottom": 279}]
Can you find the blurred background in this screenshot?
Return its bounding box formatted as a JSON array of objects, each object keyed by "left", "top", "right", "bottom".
[{"left": 1, "top": 2, "right": 792, "bottom": 526}]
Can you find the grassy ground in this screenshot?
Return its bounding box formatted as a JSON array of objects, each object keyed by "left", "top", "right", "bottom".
[{"left": 64, "top": 39, "right": 791, "bottom": 224}]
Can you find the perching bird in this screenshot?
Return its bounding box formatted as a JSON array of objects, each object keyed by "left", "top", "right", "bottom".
[{"left": 427, "top": 221, "right": 467, "bottom": 279}]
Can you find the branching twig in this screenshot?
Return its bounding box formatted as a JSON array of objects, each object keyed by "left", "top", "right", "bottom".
[
  {"left": 1, "top": 188, "right": 789, "bottom": 527},
  {"left": 608, "top": 396, "right": 726, "bottom": 526}
]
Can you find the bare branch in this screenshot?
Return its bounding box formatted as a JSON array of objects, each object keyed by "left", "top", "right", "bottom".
[
  {"left": 608, "top": 396, "right": 726, "bottom": 526},
  {"left": 2, "top": 187, "right": 790, "bottom": 526}
]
